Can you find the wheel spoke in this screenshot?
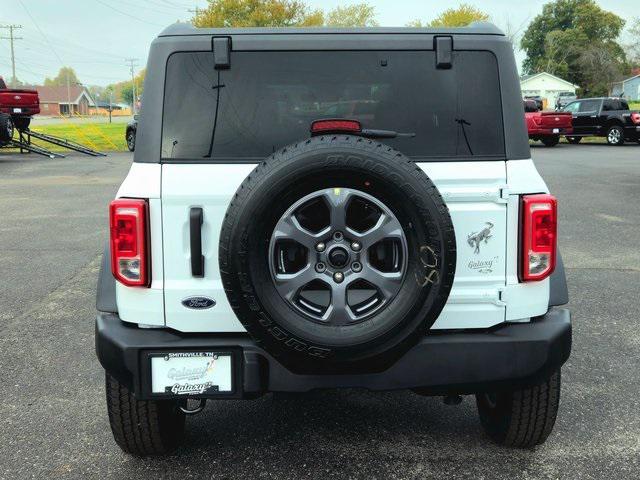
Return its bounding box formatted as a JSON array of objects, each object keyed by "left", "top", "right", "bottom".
[
  {"left": 273, "top": 214, "right": 327, "bottom": 250},
  {"left": 352, "top": 213, "right": 403, "bottom": 248},
  {"left": 323, "top": 282, "right": 356, "bottom": 325},
  {"left": 359, "top": 262, "right": 403, "bottom": 300},
  {"left": 322, "top": 189, "right": 351, "bottom": 232},
  {"left": 273, "top": 265, "right": 317, "bottom": 300}
]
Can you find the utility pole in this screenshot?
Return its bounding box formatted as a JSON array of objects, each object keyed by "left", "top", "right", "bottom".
[
  {"left": 125, "top": 58, "right": 139, "bottom": 115},
  {"left": 0, "top": 24, "right": 23, "bottom": 87}
]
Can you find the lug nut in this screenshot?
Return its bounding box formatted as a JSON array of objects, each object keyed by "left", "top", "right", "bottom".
[
  {"left": 333, "top": 231, "right": 343, "bottom": 241},
  {"left": 315, "top": 262, "right": 326, "bottom": 273},
  {"left": 351, "top": 262, "right": 362, "bottom": 272},
  {"left": 315, "top": 242, "right": 326, "bottom": 252},
  {"left": 351, "top": 241, "right": 362, "bottom": 252},
  {"left": 333, "top": 272, "right": 344, "bottom": 283}
]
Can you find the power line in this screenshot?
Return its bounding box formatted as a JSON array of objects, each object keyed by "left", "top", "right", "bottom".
[
  {"left": 93, "top": 0, "right": 165, "bottom": 27},
  {"left": 0, "top": 24, "right": 23, "bottom": 87}
]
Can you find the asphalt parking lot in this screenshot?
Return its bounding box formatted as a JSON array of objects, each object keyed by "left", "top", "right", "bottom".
[{"left": 1, "top": 144, "right": 639, "bottom": 479}]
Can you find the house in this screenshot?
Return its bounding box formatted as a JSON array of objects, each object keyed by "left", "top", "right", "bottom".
[
  {"left": 520, "top": 72, "right": 579, "bottom": 109},
  {"left": 34, "top": 85, "right": 96, "bottom": 116},
  {"left": 610, "top": 74, "right": 640, "bottom": 101}
]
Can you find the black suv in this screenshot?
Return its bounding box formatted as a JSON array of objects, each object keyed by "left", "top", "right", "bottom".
[{"left": 563, "top": 97, "right": 640, "bottom": 145}]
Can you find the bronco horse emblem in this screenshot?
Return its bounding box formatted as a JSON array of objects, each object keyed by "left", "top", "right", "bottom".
[{"left": 468, "top": 222, "right": 494, "bottom": 254}]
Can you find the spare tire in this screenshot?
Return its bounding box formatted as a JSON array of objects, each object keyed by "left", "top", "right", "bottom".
[{"left": 219, "top": 135, "right": 456, "bottom": 373}]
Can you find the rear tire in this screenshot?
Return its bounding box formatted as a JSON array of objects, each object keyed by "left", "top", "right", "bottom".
[
  {"left": 105, "top": 373, "right": 185, "bottom": 456},
  {"left": 126, "top": 129, "right": 136, "bottom": 152},
  {"left": 541, "top": 135, "right": 559, "bottom": 147},
  {"left": 476, "top": 370, "right": 561, "bottom": 448},
  {"left": 565, "top": 136, "right": 581, "bottom": 144},
  {"left": 0, "top": 113, "right": 14, "bottom": 145},
  {"left": 606, "top": 125, "right": 624, "bottom": 146}
]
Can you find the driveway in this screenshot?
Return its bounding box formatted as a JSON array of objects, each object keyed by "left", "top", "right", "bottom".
[{"left": 0, "top": 145, "right": 638, "bottom": 479}]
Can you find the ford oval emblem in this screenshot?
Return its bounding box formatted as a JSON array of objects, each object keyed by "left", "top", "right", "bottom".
[
  {"left": 14, "top": 95, "right": 21, "bottom": 100},
  {"left": 181, "top": 296, "right": 216, "bottom": 309}
]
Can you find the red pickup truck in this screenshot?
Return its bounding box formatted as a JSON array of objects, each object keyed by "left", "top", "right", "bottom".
[
  {"left": 524, "top": 99, "right": 572, "bottom": 147},
  {"left": 0, "top": 76, "right": 40, "bottom": 131}
]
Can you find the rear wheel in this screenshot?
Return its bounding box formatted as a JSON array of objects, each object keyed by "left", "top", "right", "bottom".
[
  {"left": 105, "top": 373, "right": 185, "bottom": 456},
  {"left": 476, "top": 370, "right": 561, "bottom": 448},
  {"left": 0, "top": 113, "right": 14, "bottom": 145},
  {"left": 126, "top": 129, "right": 136, "bottom": 151},
  {"left": 541, "top": 135, "right": 559, "bottom": 147},
  {"left": 606, "top": 125, "right": 624, "bottom": 146},
  {"left": 565, "top": 136, "right": 581, "bottom": 144}
]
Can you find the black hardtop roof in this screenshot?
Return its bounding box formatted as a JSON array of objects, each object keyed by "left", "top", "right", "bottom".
[{"left": 158, "top": 22, "right": 504, "bottom": 38}]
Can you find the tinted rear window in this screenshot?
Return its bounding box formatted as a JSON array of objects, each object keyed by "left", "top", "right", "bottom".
[{"left": 162, "top": 50, "right": 505, "bottom": 161}]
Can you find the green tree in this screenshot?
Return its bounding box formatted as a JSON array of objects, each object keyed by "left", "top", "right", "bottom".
[
  {"left": 44, "top": 67, "right": 80, "bottom": 87},
  {"left": 325, "top": 4, "right": 377, "bottom": 27},
  {"left": 408, "top": 4, "right": 489, "bottom": 28},
  {"left": 192, "top": 0, "right": 323, "bottom": 27},
  {"left": 626, "top": 17, "right": 640, "bottom": 65},
  {"left": 521, "top": 0, "right": 626, "bottom": 92},
  {"left": 192, "top": 0, "right": 376, "bottom": 28}
]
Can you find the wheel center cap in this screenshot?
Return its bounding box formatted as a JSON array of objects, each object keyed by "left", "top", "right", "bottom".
[{"left": 328, "top": 246, "right": 349, "bottom": 268}]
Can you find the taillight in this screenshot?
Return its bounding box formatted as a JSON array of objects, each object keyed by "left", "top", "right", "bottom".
[
  {"left": 631, "top": 112, "right": 640, "bottom": 125},
  {"left": 109, "top": 198, "right": 149, "bottom": 287},
  {"left": 310, "top": 119, "right": 361, "bottom": 135},
  {"left": 520, "top": 194, "right": 557, "bottom": 282}
]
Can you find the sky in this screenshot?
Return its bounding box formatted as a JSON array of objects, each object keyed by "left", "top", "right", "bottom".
[{"left": 0, "top": 0, "right": 637, "bottom": 87}]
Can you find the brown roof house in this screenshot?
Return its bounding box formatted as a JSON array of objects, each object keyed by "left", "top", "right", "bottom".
[{"left": 35, "top": 85, "right": 96, "bottom": 116}]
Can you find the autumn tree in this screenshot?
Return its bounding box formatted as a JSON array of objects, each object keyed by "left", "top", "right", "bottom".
[
  {"left": 325, "top": 4, "right": 377, "bottom": 27},
  {"left": 192, "top": 0, "right": 376, "bottom": 28},
  {"left": 408, "top": 4, "right": 489, "bottom": 28},
  {"left": 521, "top": 0, "right": 626, "bottom": 92},
  {"left": 44, "top": 67, "right": 80, "bottom": 87}
]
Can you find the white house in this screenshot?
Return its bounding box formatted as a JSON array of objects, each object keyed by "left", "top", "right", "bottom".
[{"left": 520, "top": 72, "right": 579, "bottom": 109}]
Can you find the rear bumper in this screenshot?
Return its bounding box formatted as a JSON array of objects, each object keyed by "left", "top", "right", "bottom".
[
  {"left": 96, "top": 308, "right": 572, "bottom": 400},
  {"left": 528, "top": 127, "right": 572, "bottom": 136}
]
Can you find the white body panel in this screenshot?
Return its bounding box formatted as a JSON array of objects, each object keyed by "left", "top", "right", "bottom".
[
  {"left": 116, "top": 164, "right": 165, "bottom": 327},
  {"left": 114, "top": 159, "right": 551, "bottom": 332}
]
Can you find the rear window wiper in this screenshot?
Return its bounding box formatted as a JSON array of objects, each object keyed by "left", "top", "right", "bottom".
[{"left": 360, "top": 129, "right": 416, "bottom": 139}]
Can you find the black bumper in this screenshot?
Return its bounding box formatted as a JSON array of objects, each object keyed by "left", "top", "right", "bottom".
[{"left": 96, "top": 308, "right": 571, "bottom": 400}]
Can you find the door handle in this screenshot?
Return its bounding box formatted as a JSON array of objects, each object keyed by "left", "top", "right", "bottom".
[{"left": 189, "top": 207, "right": 205, "bottom": 277}]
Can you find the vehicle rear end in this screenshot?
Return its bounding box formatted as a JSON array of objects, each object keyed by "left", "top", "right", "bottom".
[
  {"left": 0, "top": 88, "right": 40, "bottom": 117},
  {"left": 96, "top": 24, "right": 571, "bottom": 455}
]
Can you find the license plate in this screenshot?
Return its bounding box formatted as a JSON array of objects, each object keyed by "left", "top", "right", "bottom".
[
  {"left": 552, "top": 128, "right": 560, "bottom": 133},
  {"left": 13, "top": 108, "right": 22, "bottom": 113},
  {"left": 150, "top": 352, "right": 233, "bottom": 395}
]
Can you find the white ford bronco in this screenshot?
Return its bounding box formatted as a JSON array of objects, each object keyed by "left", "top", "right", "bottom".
[{"left": 96, "top": 23, "right": 571, "bottom": 455}]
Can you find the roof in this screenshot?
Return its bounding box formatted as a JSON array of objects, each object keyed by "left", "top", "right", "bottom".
[
  {"left": 519, "top": 72, "right": 579, "bottom": 89},
  {"left": 621, "top": 74, "right": 640, "bottom": 84},
  {"left": 35, "top": 85, "right": 94, "bottom": 104},
  {"left": 158, "top": 21, "right": 505, "bottom": 37}
]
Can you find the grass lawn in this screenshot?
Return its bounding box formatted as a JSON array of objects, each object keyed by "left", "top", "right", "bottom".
[
  {"left": 9, "top": 122, "right": 128, "bottom": 153},
  {"left": 31, "top": 122, "right": 128, "bottom": 152},
  {"left": 630, "top": 102, "right": 640, "bottom": 111}
]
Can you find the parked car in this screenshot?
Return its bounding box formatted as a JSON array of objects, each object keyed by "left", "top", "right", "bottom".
[
  {"left": 0, "top": 75, "right": 40, "bottom": 131},
  {"left": 96, "top": 23, "right": 571, "bottom": 455},
  {"left": 125, "top": 115, "right": 137, "bottom": 151},
  {"left": 555, "top": 91, "right": 577, "bottom": 110},
  {"left": 524, "top": 99, "right": 573, "bottom": 147},
  {"left": 563, "top": 97, "right": 640, "bottom": 145},
  {"left": 524, "top": 95, "right": 544, "bottom": 110}
]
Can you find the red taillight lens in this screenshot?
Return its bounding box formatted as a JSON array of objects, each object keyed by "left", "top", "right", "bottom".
[
  {"left": 109, "top": 198, "right": 149, "bottom": 287},
  {"left": 631, "top": 112, "right": 640, "bottom": 125},
  {"left": 520, "top": 194, "right": 557, "bottom": 282},
  {"left": 310, "top": 119, "right": 361, "bottom": 135}
]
